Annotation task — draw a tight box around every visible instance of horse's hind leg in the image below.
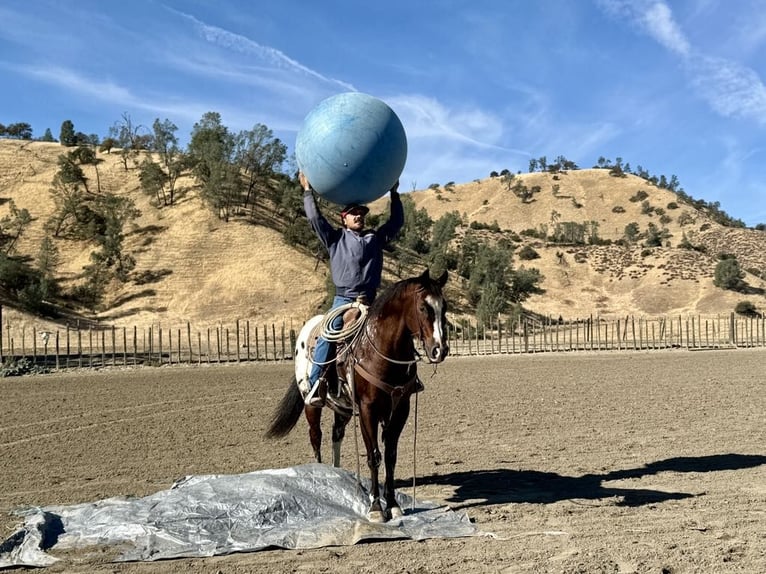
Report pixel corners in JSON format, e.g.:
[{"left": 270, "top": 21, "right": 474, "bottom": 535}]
[
  {"left": 305, "top": 407, "right": 323, "bottom": 463},
  {"left": 331, "top": 412, "right": 350, "bottom": 468}
]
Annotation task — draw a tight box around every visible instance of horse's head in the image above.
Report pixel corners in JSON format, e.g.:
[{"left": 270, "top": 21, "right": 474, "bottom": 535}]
[{"left": 409, "top": 268, "right": 450, "bottom": 363}]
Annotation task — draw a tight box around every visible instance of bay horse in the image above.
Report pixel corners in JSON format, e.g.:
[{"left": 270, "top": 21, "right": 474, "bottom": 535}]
[{"left": 265, "top": 269, "right": 449, "bottom": 522}]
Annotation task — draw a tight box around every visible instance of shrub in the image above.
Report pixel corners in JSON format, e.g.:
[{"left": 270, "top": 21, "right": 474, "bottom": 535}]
[
  {"left": 641, "top": 201, "right": 654, "bottom": 215},
  {"left": 629, "top": 190, "right": 649, "bottom": 202},
  {"left": 734, "top": 301, "right": 758, "bottom": 317},
  {"left": 714, "top": 257, "right": 745, "bottom": 291},
  {"left": 667, "top": 202, "right": 679, "bottom": 210},
  {"left": 612, "top": 205, "right": 625, "bottom": 213},
  {"left": 517, "top": 245, "right": 540, "bottom": 260},
  {"left": 520, "top": 228, "right": 544, "bottom": 239},
  {"left": 0, "top": 357, "right": 49, "bottom": 377}
]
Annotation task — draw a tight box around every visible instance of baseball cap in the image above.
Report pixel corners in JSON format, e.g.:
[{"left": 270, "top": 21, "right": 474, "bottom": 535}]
[{"left": 340, "top": 203, "right": 370, "bottom": 218}]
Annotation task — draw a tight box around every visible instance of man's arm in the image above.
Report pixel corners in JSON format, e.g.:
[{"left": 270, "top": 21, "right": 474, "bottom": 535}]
[
  {"left": 301, "top": 173, "right": 337, "bottom": 249},
  {"left": 376, "top": 180, "right": 404, "bottom": 245}
]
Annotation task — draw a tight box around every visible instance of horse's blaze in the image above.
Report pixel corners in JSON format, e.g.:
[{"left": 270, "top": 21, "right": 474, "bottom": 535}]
[{"left": 425, "top": 294, "right": 446, "bottom": 360}]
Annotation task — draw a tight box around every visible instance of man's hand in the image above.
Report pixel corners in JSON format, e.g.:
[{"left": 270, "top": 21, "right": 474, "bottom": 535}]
[{"left": 298, "top": 171, "right": 311, "bottom": 192}]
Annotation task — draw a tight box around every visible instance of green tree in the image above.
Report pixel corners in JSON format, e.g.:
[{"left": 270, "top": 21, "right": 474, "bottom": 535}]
[
  {"left": 467, "top": 241, "right": 512, "bottom": 312},
  {"left": 150, "top": 118, "right": 183, "bottom": 205},
  {"left": 56, "top": 151, "right": 89, "bottom": 193},
  {"left": 41, "top": 128, "right": 56, "bottom": 142},
  {"left": 624, "top": 222, "right": 640, "bottom": 243},
  {"left": 714, "top": 257, "right": 745, "bottom": 291},
  {"left": 59, "top": 120, "right": 77, "bottom": 147},
  {"left": 138, "top": 158, "right": 170, "bottom": 207},
  {"left": 60, "top": 120, "right": 76, "bottom": 146},
  {"left": 6, "top": 122, "right": 33, "bottom": 139},
  {"left": 398, "top": 194, "right": 432, "bottom": 254},
  {"left": 187, "top": 112, "right": 238, "bottom": 220},
  {"left": 99, "top": 137, "right": 116, "bottom": 154},
  {"left": 234, "top": 123, "right": 287, "bottom": 209},
  {"left": 510, "top": 267, "right": 544, "bottom": 302},
  {"left": 91, "top": 194, "right": 140, "bottom": 282},
  {"left": 427, "top": 211, "right": 461, "bottom": 274},
  {"left": 31, "top": 234, "right": 61, "bottom": 304},
  {"left": 0, "top": 200, "right": 32, "bottom": 254}
]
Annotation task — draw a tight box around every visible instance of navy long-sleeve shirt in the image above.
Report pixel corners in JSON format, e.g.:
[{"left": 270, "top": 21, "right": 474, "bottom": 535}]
[{"left": 304, "top": 192, "right": 404, "bottom": 301}]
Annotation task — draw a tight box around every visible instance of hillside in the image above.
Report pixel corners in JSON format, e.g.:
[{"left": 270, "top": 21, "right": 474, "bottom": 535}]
[
  {"left": 373, "top": 169, "right": 766, "bottom": 318},
  {"left": 0, "top": 140, "right": 326, "bottom": 332},
  {"left": 0, "top": 139, "right": 764, "bottom": 333}
]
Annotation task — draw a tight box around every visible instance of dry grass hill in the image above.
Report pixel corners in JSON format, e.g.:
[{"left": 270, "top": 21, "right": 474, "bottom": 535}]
[{"left": 1, "top": 139, "right": 764, "bottom": 334}]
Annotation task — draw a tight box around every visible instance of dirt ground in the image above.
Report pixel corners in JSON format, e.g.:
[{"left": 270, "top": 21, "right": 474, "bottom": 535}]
[{"left": 1, "top": 349, "right": 765, "bottom": 573}]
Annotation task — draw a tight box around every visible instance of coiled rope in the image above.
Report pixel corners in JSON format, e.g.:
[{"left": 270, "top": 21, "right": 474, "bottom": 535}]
[{"left": 319, "top": 302, "right": 368, "bottom": 343}]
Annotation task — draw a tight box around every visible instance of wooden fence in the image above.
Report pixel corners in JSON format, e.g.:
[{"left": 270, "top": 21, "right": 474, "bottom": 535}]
[
  {"left": 446, "top": 313, "right": 766, "bottom": 356},
  {"left": 0, "top": 310, "right": 764, "bottom": 371}
]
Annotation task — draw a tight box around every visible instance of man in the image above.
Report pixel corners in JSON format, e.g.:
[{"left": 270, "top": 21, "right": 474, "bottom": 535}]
[{"left": 300, "top": 171, "right": 404, "bottom": 407}]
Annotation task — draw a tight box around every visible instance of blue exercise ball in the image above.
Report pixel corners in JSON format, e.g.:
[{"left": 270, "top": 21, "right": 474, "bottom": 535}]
[{"left": 296, "top": 92, "right": 407, "bottom": 205}]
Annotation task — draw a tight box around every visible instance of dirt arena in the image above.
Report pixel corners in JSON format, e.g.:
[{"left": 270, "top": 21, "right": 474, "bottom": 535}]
[{"left": 1, "top": 349, "right": 765, "bottom": 573}]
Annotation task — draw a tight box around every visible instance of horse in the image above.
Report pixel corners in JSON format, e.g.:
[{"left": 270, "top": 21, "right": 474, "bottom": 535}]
[{"left": 265, "top": 268, "right": 449, "bottom": 522}]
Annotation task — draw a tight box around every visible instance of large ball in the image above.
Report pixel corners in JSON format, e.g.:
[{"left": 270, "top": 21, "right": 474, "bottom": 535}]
[{"left": 296, "top": 92, "right": 407, "bottom": 205}]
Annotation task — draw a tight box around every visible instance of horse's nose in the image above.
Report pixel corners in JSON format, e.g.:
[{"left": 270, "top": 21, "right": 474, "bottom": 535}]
[{"left": 431, "top": 343, "right": 449, "bottom": 362}]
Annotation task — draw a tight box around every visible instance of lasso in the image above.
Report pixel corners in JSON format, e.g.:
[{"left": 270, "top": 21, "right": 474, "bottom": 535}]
[{"left": 319, "top": 302, "right": 368, "bottom": 343}]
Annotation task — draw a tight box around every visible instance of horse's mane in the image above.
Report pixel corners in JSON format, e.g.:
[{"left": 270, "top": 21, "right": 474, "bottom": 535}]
[{"left": 369, "top": 274, "right": 439, "bottom": 317}]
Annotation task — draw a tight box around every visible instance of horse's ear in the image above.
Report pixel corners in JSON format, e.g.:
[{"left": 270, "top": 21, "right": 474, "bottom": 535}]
[
  {"left": 418, "top": 268, "right": 430, "bottom": 282},
  {"left": 436, "top": 270, "right": 448, "bottom": 287}
]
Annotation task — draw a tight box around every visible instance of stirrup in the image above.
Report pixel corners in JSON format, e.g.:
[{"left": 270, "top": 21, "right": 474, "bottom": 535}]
[
  {"left": 305, "top": 378, "right": 326, "bottom": 407},
  {"left": 414, "top": 378, "right": 425, "bottom": 393}
]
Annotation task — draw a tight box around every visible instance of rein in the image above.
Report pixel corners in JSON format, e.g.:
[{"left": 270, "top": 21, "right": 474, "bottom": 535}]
[{"left": 361, "top": 322, "right": 421, "bottom": 366}]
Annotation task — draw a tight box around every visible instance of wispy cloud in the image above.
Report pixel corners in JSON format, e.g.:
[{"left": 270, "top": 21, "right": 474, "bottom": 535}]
[
  {"left": 597, "top": 0, "right": 766, "bottom": 125},
  {"left": 688, "top": 56, "right": 766, "bottom": 125},
  {"left": 20, "top": 66, "right": 135, "bottom": 103},
  {"left": 388, "top": 95, "right": 508, "bottom": 149},
  {"left": 171, "top": 9, "right": 355, "bottom": 93},
  {"left": 597, "top": 0, "right": 689, "bottom": 55}
]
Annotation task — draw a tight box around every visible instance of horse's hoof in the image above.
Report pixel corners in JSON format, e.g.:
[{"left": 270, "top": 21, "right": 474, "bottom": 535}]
[
  {"left": 367, "top": 510, "right": 387, "bottom": 523},
  {"left": 389, "top": 506, "right": 404, "bottom": 520}
]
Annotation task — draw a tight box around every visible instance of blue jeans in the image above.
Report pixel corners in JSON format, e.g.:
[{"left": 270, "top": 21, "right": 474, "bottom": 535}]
[{"left": 309, "top": 295, "right": 355, "bottom": 386}]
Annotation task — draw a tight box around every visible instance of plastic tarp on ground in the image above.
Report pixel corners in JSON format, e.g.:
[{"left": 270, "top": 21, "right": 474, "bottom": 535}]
[{"left": 0, "top": 463, "right": 482, "bottom": 568}]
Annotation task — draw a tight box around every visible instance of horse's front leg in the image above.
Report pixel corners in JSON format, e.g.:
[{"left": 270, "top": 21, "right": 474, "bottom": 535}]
[
  {"left": 305, "top": 406, "right": 323, "bottom": 463},
  {"left": 358, "top": 402, "right": 385, "bottom": 522},
  {"left": 382, "top": 399, "right": 410, "bottom": 519}
]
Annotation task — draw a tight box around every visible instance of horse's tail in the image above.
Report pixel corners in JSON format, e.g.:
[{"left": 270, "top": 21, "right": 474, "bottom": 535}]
[{"left": 264, "top": 376, "right": 304, "bottom": 439}]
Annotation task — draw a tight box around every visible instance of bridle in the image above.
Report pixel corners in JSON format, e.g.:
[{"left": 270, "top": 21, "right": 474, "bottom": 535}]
[{"left": 356, "top": 285, "right": 445, "bottom": 367}]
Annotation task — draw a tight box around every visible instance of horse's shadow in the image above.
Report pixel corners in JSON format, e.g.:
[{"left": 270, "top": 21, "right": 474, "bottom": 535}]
[{"left": 410, "top": 454, "right": 766, "bottom": 509}]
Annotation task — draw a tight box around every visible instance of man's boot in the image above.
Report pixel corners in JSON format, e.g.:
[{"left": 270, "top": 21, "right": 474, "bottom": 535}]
[{"left": 305, "top": 377, "right": 327, "bottom": 407}]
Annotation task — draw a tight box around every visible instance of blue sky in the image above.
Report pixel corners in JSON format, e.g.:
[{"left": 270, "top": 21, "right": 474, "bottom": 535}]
[{"left": 1, "top": 0, "right": 764, "bottom": 226}]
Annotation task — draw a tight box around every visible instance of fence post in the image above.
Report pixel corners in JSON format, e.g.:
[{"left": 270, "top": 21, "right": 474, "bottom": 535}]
[
  {"left": 246, "top": 320, "right": 251, "bottom": 361},
  {"left": 55, "top": 331, "right": 60, "bottom": 370},
  {"left": 272, "top": 324, "right": 277, "bottom": 360}
]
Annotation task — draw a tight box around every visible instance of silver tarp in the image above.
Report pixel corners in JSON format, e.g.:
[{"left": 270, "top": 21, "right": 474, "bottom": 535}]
[{"left": 0, "top": 463, "right": 482, "bottom": 568}]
